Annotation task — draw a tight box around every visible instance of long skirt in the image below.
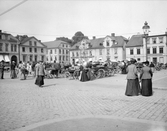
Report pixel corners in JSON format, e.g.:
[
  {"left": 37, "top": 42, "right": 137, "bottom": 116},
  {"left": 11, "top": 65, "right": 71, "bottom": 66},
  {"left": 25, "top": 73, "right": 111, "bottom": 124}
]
[
  {"left": 35, "top": 75, "right": 44, "bottom": 86},
  {"left": 10, "top": 70, "right": 17, "bottom": 79},
  {"left": 141, "top": 79, "right": 152, "bottom": 96},
  {"left": 125, "top": 79, "right": 140, "bottom": 96},
  {"left": 79, "top": 70, "right": 89, "bottom": 82}
]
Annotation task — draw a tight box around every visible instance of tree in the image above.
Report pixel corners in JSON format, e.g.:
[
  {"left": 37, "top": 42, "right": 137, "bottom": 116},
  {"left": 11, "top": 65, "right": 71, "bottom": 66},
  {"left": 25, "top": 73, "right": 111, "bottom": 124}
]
[{"left": 72, "top": 31, "right": 88, "bottom": 45}]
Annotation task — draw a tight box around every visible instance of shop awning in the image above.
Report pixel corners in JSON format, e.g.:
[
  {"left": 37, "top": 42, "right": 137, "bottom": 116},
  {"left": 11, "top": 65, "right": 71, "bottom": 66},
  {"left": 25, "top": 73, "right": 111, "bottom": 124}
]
[
  {"left": 0, "top": 55, "right": 4, "bottom": 61},
  {"left": 4, "top": 55, "right": 10, "bottom": 62}
]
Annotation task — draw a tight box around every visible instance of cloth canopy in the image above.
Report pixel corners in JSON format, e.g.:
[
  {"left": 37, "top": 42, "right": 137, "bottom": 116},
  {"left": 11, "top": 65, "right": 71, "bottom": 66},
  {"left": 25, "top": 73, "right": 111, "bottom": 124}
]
[
  {"left": 0, "top": 55, "right": 4, "bottom": 61},
  {"left": 4, "top": 55, "right": 10, "bottom": 62}
]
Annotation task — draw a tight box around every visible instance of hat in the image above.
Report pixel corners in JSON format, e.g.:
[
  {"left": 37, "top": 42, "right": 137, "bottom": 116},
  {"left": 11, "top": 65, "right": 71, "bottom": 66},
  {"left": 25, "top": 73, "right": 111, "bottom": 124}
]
[{"left": 130, "top": 58, "right": 137, "bottom": 63}]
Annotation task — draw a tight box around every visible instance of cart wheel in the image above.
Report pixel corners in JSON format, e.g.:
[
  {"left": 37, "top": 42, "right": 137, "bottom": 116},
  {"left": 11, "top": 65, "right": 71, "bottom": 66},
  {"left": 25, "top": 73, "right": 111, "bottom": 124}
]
[
  {"left": 65, "top": 72, "right": 70, "bottom": 78},
  {"left": 96, "top": 69, "right": 105, "bottom": 78}
]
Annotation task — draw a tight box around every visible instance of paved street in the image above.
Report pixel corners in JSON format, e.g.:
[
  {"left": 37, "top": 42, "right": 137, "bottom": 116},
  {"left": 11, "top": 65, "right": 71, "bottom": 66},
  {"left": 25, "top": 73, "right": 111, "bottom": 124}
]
[{"left": 0, "top": 70, "right": 167, "bottom": 131}]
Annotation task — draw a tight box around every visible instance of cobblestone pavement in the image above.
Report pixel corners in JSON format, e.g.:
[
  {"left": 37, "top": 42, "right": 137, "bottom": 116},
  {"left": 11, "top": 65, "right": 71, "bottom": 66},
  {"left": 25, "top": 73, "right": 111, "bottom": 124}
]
[{"left": 0, "top": 70, "right": 167, "bottom": 131}]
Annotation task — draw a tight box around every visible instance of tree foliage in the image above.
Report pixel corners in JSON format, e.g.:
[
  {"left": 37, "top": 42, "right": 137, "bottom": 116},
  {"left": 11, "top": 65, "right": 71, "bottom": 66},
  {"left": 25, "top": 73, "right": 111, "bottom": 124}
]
[{"left": 72, "top": 31, "right": 88, "bottom": 45}]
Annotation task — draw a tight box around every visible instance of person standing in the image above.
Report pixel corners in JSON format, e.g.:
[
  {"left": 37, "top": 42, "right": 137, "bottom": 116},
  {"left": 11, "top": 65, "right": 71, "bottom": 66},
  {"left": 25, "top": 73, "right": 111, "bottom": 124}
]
[
  {"left": 10, "top": 61, "right": 17, "bottom": 79},
  {"left": 140, "top": 61, "right": 153, "bottom": 96},
  {"left": 35, "top": 61, "right": 45, "bottom": 87},
  {"left": 0, "top": 60, "right": 5, "bottom": 79},
  {"left": 125, "top": 59, "right": 140, "bottom": 96},
  {"left": 53, "top": 60, "right": 60, "bottom": 78}
]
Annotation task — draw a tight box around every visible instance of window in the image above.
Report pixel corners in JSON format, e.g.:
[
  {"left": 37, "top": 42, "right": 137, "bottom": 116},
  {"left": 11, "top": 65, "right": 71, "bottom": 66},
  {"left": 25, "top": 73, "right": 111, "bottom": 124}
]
[
  {"left": 99, "top": 49, "right": 102, "bottom": 55},
  {"left": 153, "top": 47, "right": 157, "bottom": 54},
  {"left": 137, "top": 48, "right": 140, "bottom": 54},
  {"left": 35, "top": 55, "right": 37, "bottom": 62},
  {"left": 66, "top": 50, "right": 68, "bottom": 54},
  {"left": 29, "top": 41, "right": 32, "bottom": 46},
  {"left": 11, "top": 44, "right": 13, "bottom": 52},
  {"left": 72, "top": 52, "right": 74, "bottom": 57},
  {"left": 137, "top": 58, "right": 140, "bottom": 61},
  {"left": 54, "top": 49, "right": 56, "bottom": 54},
  {"left": 22, "top": 47, "right": 25, "bottom": 52},
  {"left": 50, "top": 49, "right": 52, "bottom": 54},
  {"left": 114, "top": 48, "right": 117, "bottom": 54},
  {"left": 147, "top": 48, "right": 150, "bottom": 54},
  {"left": 30, "top": 55, "right": 33, "bottom": 61},
  {"left": 76, "top": 52, "right": 79, "bottom": 57},
  {"left": 59, "top": 56, "right": 61, "bottom": 62},
  {"left": 106, "top": 40, "right": 110, "bottom": 46},
  {"left": 41, "top": 55, "right": 44, "bottom": 61},
  {"left": 0, "top": 43, "right": 2, "bottom": 51},
  {"left": 107, "top": 49, "right": 110, "bottom": 55},
  {"left": 62, "top": 49, "right": 64, "bottom": 54},
  {"left": 130, "top": 49, "right": 133, "bottom": 55},
  {"left": 50, "top": 56, "right": 52, "bottom": 61},
  {"left": 152, "top": 38, "right": 156, "bottom": 44},
  {"left": 66, "top": 56, "right": 68, "bottom": 61},
  {"left": 14, "top": 45, "right": 17, "bottom": 52},
  {"left": 34, "top": 48, "right": 37, "bottom": 53},
  {"left": 159, "top": 47, "right": 163, "bottom": 54},
  {"left": 66, "top": 45, "right": 68, "bottom": 48},
  {"left": 159, "top": 37, "right": 163, "bottom": 43},
  {"left": 62, "top": 44, "right": 64, "bottom": 47},
  {"left": 59, "top": 49, "right": 61, "bottom": 54},
  {"left": 34, "top": 41, "right": 37, "bottom": 46},
  {"left": 63, "top": 56, "right": 65, "bottom": 61},
  {"left": 89, "top": 51, "right": 92, "bottom": 56},
  {"left": 41, "top": 48, "right": 43, "bottom": 53},
  {"left": 29, "top": 47, "right": 32, "bottom": 52},
  {"left": 5, "top": 43, "right": 8, "bottom": 52},
  {"left": 23, "top": 55, "right": 26, "bottom": 62}
]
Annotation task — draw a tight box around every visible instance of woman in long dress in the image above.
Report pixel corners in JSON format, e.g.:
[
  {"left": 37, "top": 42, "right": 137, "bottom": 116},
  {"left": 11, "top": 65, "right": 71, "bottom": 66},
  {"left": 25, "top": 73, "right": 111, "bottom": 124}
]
[
  {"left": 35, "top": 61, "right": 45, "bottom": 87},
  {"left": 10, "top": 61, "right": 17, "bottom": 79},
  {"left": 140, "top": 61, "right": 153, "bottom": 96},
  {"left": 125, "top": 59, "right": 140, "bottom": 96}
]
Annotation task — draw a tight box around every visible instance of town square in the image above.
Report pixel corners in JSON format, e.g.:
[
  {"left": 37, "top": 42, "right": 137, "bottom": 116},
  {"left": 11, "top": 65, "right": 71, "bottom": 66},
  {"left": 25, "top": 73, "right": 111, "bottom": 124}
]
[{"left": 1, "top": 0, "right": 167, "bottom": 131}]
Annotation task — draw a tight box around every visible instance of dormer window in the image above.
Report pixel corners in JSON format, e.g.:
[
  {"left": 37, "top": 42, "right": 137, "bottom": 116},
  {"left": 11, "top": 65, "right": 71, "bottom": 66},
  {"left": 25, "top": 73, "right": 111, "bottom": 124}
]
[
  {"left": 106, "top": 40, "right": 110, "bottom": 46},
  {"left": 76, "top": 46, "right": 79, "bottom": 49},
  {"left": 99, "top": 43, "right": 103, "bottom": 46}
]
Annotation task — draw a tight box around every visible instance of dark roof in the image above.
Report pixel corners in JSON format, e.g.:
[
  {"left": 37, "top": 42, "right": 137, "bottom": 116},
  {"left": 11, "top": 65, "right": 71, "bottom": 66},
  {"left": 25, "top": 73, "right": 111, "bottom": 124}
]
[
  {"left": 43, "top": 40, "right": 68, "bottom": 48},
  {"left": 126, "top": 35, "right": 143, "bottom": 47},
  {"left": 112, "top": 36, "right": 128, "bottom": 48},
  {"left": 70, "top": 35, "right": 128, "bottom": 50}
]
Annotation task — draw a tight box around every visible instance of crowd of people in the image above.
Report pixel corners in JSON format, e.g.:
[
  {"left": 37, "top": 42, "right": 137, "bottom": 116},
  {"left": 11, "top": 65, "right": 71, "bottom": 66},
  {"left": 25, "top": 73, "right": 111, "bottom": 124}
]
[{"left": 0, "top": 58, "right": 156, "bottom": 96}]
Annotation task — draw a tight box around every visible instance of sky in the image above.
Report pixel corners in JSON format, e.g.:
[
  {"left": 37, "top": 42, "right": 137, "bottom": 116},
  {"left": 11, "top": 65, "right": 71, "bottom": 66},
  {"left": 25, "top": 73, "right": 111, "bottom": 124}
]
[{"left": 0, "top": 0, "right": 167, "bottom": 42}]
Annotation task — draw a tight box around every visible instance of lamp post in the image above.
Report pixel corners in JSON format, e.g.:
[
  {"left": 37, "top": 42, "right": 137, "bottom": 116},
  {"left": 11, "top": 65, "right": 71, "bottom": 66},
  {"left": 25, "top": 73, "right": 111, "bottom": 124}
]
[{"left": 142, "top": 21, "right": 150, "bottom": 61}]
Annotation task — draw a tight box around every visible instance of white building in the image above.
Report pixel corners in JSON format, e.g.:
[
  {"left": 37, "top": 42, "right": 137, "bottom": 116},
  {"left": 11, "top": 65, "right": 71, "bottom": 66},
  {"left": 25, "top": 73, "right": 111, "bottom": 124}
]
[
  {"left": 69, "top": 33, "right": 128, "bottom": 64},
  {"left": 43, "top": 40, "right": 71, "bottom": 63},
  {"left": 126, "top": 32, "right": 167, "bottom": 63}
]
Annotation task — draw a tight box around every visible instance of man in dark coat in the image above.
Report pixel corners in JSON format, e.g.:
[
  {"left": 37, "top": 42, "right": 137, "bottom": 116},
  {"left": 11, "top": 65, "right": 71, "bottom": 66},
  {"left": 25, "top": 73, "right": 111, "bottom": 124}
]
[
  {"left": 53, "top": 60, "right": 60, "bottom": 78},
  {"left": 0, "top": 60, "right": 5, "bottom": 79}
]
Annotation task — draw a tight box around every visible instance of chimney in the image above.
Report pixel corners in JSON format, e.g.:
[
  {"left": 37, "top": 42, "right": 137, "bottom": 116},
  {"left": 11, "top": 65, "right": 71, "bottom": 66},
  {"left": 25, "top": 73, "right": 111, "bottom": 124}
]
[
  {"left": 111, "top": 33, "right": 115, "bottom": 37},
  {"left": 93, "top": 36, "right": 96, "bottom": 39}
]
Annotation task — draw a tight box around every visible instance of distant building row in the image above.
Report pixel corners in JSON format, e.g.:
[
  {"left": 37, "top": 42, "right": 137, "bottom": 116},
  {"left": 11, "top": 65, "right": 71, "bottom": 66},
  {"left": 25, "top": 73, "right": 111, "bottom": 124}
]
[{"left": 0, "top": 30, "right": 167, "bottom": 64}]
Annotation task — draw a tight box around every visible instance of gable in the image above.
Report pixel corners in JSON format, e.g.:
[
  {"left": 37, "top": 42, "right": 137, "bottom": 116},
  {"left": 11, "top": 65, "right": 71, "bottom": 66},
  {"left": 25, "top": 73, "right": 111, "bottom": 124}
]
[{"left": 22, "top": 37, "right": 46, "bottom": 47}]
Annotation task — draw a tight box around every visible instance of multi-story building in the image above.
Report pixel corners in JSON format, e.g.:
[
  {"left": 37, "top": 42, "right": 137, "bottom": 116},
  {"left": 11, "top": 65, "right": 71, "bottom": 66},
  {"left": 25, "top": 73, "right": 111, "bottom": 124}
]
[
  {"left": 0, "top": 30, "right": 19, "bottom": 64},
  {"left": 43, "top": 40, "right": 71, "bottom": 63},
  {"left": 16, "top": 35, "right": 47, "bottom": 63},
  {"left": 69, "top": 33, "right": 128, "bottom": 63},
  {"left": 126, "top": 32, "right": 167, "bottom": 63}
]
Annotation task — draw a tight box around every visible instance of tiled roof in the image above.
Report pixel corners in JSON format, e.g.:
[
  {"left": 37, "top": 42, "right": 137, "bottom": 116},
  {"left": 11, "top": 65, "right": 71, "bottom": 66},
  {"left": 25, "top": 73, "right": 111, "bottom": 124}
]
[
  {"left": 43, "top": 40, "right": 68, "bottom": 48},
  {"left": 126, "top": 35, "right": 143, "bottom": 47}
]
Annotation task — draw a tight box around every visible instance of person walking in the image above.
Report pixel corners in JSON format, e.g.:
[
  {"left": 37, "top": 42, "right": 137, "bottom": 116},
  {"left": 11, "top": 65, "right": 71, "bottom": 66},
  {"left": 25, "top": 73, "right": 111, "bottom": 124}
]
[
  {"left": 35, "top": 61, "right": 45, "bottom": 87},
  {"left": 10, "top": 61, "right": 17, "bottom": 79},
  {"left": 140, "top": 61, "right": 153, "bottom": 96},
  {"left": 0, "top": 60, "right": 5, "bottom": 79},
  {"left": 125, "top": 59, "right": 140, "bottom": 96}
]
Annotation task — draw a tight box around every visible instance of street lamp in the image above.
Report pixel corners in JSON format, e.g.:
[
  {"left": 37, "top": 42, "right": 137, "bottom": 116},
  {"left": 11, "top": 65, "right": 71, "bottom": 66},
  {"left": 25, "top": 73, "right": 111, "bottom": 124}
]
[{"left": 142, "top": 21, "right": 150, "bottom": 61}]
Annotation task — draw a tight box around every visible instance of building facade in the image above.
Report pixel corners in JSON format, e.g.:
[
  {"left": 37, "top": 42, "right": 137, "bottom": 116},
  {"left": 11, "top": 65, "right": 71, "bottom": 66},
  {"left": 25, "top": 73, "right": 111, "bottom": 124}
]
[
  {"left": 43, "top": 40, "right": 71, "bottom": 63},
  {"left": 126, "top": 33, "right": 167, "bottom": 63},
  {"left": 69, "top": 33, "right": 128, "bottom": 64},
  {"left": 17, "top": 35, "right": 47, "bottom": 63},
  {"left": 0, "top": 30, "right": 19, "bottom": 64}
]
